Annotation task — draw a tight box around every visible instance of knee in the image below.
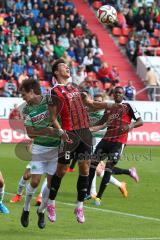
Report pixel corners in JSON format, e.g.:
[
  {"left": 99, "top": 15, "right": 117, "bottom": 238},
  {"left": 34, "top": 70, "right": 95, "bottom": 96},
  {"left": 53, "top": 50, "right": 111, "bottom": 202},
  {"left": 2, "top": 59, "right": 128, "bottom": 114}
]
[
  {"left": 23, "top": 173, "right": 31, "bottom": 181},
  {"left": 31, "top": 178, "right": 40, "bottom": 188},
  {"left": 56, "top": 166, "right": 68, "bottom": 178}
]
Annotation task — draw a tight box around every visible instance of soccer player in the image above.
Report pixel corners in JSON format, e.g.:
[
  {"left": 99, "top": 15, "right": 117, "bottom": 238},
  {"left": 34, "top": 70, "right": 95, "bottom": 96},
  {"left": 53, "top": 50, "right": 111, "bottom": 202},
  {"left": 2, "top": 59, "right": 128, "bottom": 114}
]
[
  {"left": 19, "top": 79, "right": 62, "bottom": 229},
  {"left": 87, "top": 86, "right": 143, "bottom": 206},
  {"left": 0, "top": 171, "right": 9, "bottom": 214},
  {"left": 46, "top": 59, "right": 112, "bottom": 224}
]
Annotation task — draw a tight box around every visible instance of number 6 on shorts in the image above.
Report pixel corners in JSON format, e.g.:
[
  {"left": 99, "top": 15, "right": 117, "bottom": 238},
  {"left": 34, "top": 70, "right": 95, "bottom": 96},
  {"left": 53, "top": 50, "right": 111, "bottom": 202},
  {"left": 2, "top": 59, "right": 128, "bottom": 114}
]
[{"left": 65, "top": 151, "right": 70, "bottom": 160}]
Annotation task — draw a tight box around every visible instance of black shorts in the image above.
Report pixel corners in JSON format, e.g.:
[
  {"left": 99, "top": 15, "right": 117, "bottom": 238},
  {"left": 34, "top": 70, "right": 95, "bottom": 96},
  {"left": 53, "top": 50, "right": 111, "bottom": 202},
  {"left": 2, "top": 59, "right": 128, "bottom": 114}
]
[
  {"left": 58, "top": 128, "right": 92, "bottom": 164},
  {"left": 92, "top": 140, "right": 125, "bottom": 167}
]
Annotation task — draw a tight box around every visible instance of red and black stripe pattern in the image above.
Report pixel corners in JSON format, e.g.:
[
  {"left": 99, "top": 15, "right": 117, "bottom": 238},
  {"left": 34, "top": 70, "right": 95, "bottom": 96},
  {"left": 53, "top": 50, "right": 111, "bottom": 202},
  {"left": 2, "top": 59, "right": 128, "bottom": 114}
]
[{"left": 50, "top": 84, "right": 89, "bottom": 131}]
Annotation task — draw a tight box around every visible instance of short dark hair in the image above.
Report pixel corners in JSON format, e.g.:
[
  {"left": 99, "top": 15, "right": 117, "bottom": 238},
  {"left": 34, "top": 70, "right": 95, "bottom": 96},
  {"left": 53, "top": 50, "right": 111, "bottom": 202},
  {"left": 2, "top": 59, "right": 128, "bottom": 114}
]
[
  {"left": 52, "top": 59, "right": 66, "bottom": 78},
  {"left": 20, "top": 79, "right": 41, "bottom": 95},
  {"left": 114, "top": 86, "right": 124, "bottom": 93}
]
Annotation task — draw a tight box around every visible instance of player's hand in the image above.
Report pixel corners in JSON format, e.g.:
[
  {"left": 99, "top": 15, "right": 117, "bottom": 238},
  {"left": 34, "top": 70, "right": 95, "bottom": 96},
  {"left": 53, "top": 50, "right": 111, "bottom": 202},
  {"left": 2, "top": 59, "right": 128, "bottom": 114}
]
[
  {"left": 61, "top": 132, "right": 73, "bottom": 144},
  {"left": 119, "top": 125, "right": 130, "bottom": 134}
]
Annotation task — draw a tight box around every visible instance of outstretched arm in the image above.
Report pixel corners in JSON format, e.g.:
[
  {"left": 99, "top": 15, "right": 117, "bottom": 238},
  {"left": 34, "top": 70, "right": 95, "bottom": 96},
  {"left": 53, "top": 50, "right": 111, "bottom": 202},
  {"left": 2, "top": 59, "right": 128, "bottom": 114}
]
[{"left": 81, "top": 92, "right": 113, "bottom": 110}]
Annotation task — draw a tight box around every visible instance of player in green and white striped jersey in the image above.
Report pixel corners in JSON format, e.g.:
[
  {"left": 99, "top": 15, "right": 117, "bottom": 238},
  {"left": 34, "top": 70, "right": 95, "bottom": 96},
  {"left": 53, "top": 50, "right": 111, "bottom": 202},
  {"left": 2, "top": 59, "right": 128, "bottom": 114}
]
[{"left": 19, "top": 79, "right": 64, "bottom": 229}]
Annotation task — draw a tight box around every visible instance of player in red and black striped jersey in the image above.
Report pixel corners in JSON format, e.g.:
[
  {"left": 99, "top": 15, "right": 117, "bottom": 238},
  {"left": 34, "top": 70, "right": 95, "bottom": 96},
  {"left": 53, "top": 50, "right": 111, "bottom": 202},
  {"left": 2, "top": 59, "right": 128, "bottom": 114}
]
[
  {"left": 46, "top": 59, "right": 113, "bottom": 224},
  {"left": 87, "top": 86, "right": 143, "bottom": 206}
]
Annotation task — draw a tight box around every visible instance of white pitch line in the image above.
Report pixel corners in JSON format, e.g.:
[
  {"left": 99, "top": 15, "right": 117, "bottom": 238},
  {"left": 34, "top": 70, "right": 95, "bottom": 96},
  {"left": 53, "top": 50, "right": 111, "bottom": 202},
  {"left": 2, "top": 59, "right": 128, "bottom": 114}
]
[
  {"left": 72, "top": 238, "right": 160, "bottom": 240},
  {"left": 5, "top": 192, "right": 160, "bottom": 223},
  {"left": 57, "top": 201, "right": 160, "bottom": 223}
]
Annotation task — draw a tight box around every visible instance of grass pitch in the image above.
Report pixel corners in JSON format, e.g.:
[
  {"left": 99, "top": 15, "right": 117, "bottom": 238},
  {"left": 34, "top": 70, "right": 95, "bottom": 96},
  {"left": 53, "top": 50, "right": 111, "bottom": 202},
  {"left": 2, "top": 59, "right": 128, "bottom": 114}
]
[{"left": 0, "top": 144, "right": 160, "bottom": 240}]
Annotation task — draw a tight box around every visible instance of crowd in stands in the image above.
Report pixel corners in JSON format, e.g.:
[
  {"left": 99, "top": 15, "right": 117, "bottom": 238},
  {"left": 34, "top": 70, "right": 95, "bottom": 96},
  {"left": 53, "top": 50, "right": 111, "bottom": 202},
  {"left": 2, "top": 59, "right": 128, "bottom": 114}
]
[
  {"left": 91, "top": 0, "right": 160, "bottom": 64},
  {"left": 0, "top": 0, "right": 129, "bottom": 101}
]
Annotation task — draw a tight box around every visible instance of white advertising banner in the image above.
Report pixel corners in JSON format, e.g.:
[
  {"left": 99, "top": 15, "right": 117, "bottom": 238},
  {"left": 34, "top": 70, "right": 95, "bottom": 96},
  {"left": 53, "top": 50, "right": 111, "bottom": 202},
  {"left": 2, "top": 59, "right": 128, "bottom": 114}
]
[
  {"left": 0, "top": 97, "right": 24, "bottom": 119},
  {"left": 0, "top": 97, "right": 160, "bottom": 122}
]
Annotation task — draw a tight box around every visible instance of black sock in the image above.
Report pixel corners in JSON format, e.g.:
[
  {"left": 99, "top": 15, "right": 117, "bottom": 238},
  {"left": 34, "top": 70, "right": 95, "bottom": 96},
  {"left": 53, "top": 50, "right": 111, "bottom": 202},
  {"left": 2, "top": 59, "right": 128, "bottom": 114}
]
[
  {"left": 49, "top": 174, "right": 62, "bottom": 200},
  {"left": 70, "top": 158, "right": 77, "bottom": 169},
  {"left": 87, "top": 167, "right": 96, "bottom": 195},
  {"left": 112, "top": 167, "right": 130, "bottom": 175},
  {"left": 77, "top": 175, "right": 88, "bottom": 202},
  {"left": 97, "top": 169, "right": 112, "bottom": 199}
]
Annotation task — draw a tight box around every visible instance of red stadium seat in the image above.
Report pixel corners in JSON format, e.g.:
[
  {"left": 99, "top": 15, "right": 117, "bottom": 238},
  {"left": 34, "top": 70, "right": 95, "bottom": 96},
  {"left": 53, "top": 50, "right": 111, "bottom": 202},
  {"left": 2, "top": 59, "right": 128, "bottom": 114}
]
[
  {"left": 119, "top": 36, "right": 128, "bottom": 45},
  {"left": 149, "top": 37, "right": 159, "bottom": 47},
  {"left": 122, "top": 27, "right": 132, "bottom": 36},
  {"left": 93, "top": 1, "right": 102, "bottom": 10},
  {"left": 40, "top": 81, "right": 50, "bottom": 89},
  {"left": 156, "top": 48, "right": 160, "bottom": 56},
  {"left": 112, "top": 27, "right": 122, "bottom": 36},
  {"left": 0, "top": 79, "right": 6, "bottom": 88}
]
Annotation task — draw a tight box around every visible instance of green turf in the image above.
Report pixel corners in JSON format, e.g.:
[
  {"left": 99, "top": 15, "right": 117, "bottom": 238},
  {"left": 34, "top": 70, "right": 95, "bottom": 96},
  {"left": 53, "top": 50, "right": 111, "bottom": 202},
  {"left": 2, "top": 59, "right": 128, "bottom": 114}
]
[{"left": 0, "top": 144, "right": 160, "bottom": 239}]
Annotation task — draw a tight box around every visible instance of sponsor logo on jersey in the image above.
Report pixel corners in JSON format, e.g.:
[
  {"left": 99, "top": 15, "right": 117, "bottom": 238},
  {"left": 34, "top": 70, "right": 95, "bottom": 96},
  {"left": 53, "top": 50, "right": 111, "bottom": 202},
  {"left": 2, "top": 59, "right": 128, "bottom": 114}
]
[
  {"left": 67, "top": 91, "right": 80, "bottom": 99},
  {"left": 31, "top": 111, "right": 49, "bottom": 123}
]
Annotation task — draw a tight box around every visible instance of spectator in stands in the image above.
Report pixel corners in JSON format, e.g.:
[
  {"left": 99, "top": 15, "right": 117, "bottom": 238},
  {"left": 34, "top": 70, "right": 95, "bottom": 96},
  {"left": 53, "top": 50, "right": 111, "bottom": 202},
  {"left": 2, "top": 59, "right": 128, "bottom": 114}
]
[
  {"left": 72, "top": 65, "right": 87, "bottom": 86},
  {"left": 83, "top": 51, "right": 94, "bottom": 72},
  {"left": 43, "top": 39, "right": 54, "bottom": 57},
  {"left": 73, "top": 23, "right": 84, "bottom": 38},
  {"left": 145, "top": 67, "right": 158, "bottom": 101},
  {"left": 0, "top": 50, "right": 6, "bottom": 78},
  {"left": 3, "top": 76, "right": 17, "bottom": 97},
  {"left": 62, "top": 51, "right": 72, "bottom": 66},
  {"left": 92, "top": 80, "right": 104, "bottom": 97},
  {"left": 25, "top": 60, "right": 35, "bottom": 77},
  {"left": 75, "top": 41, "right": 86, "bottom": 64},
  {"left": 18, "top": 69, "right": 29, "bottom": 86},
  {"left": 93, "top": 52, "right": 102, "bottom": 73},
  {"left": 140, "top": 30, "right": 150, "bottom": 47},
  {"left": 83, "top": 77, "right": 94, "bottom": 99},
  {"left": 124, "top": 80, "right": 136, "bottom": 101},
  {"left": 109, "top": 65, "right": 120, "bottom": 86},
  {"left": 13, "top": 58, "right": 24, "bottom": 80},
  {"left": 117, "top": 8, "right": 127, "bottom": 28},
  {"left": 126, "top": 36, "right": 139, "bottom": 63},
  {"left": 58, "top": 33, "right": 70, "bottom": 50},
  {"left": 67, "top": 46, "right": 76, "bottom": 60},
  {"left": 98, "top": 62, "right": 111, "bottom": 88},
  {"left": 125, "top": 9, "right": 135, "bottom": 27},
  {"left": 54, "top": 40, "right": 65, "bottom": 58},
  {"left": 28, "top": 30, "right": 38, "bottom": 46},
  {"left": 3, "top": 57, "right": 14, "bottom": 80}
]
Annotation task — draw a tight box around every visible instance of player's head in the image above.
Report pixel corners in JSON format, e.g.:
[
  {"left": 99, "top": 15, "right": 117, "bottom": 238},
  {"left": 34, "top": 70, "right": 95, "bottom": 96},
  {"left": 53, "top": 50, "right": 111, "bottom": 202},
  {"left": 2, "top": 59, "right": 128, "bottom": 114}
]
[
  {"left": 52, "top": 59, "right": 70, "bottom": 82},
  {"left": 113, "top": 86, "right": 124, "bottom": 103},
  {"left": 20, "top": 79, "right": 41, "bottom": 103}
]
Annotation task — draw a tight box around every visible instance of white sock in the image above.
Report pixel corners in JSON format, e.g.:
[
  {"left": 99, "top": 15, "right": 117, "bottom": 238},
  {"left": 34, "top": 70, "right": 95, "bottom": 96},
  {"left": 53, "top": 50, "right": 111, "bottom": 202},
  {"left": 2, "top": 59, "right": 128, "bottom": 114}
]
[
  {"left": 109, "top": 175, "right": 121, "bottom": 188},
  {"left": 38, "top": 186, "right": 49, "bottom": 213},
  {"left": 48, "top": 199, "right": 55, "bottom": 206},
  {"left": 24, "top": 183, "right": 37, "bottom": 211},
  {"left": 0, "top": 186, "right": 4, "bottom": 203},
  {"left": 17, "top": 176, "right": 27, "bottom": 195},
  {"left": 90, "top": 173, "right": 97, "bottom": 195},
  {"left": 76, "top": 201, "right": 83, "bottom": 209},
  {"left": 40, "top": 178, "right": 47, "bottom": 195}
]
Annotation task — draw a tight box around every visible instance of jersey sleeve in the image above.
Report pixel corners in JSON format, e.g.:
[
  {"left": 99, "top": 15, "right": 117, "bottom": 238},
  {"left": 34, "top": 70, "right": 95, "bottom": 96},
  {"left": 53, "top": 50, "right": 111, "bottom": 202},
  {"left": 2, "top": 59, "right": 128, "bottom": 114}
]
[
  {"left": 128, "top": 103, "right": 141, "bottom": 120},
  {"left": 22, "top": 107, "right": 33, "bottom": 127},
  {"left": 46, "top": 88, "right": 60, "bottom": 106}
]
